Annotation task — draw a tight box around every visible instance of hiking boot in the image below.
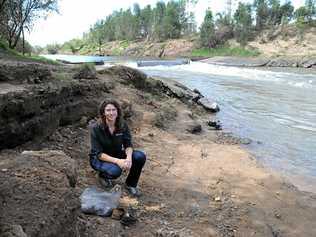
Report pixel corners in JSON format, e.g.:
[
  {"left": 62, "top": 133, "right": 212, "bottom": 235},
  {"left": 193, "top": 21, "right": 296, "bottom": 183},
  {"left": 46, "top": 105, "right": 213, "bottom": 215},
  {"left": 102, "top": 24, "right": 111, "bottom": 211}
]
[
  {"left": 97, "top": 174, "right": 113, "bottom": 188},
  {"left": 125, "top": 185, "right": 141, "bottom": 197}
]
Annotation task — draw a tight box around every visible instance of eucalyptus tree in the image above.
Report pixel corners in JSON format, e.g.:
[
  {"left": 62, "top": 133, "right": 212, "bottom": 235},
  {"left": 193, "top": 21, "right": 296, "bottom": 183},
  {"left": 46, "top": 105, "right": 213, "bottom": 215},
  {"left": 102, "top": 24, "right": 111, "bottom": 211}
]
[
  {"left": 162, "top": 1, "right": 182, "bottom": 39},
  {"left": 234, "top": 2, "right": 252, "bottom": 46},
  {"left": 152, "top": 1, "right": 166, "bottom": 41},
  {"left": 305, "top": 0, "right": 316, "bottom": 21},
  {"left": 3, "top": 0, "right": 58, "bottom": 49},
  {"left": 254, "top": 0, "right": 269, "bottom": 30},
  {"left": 140, "top": 5, "right": 152, "bottom": 39},
  {"left": 199, "top": 10, "right": 216, "bottom": 48},
  {"left": 279, "top": 1, "right": 294, "bottom": 23}
]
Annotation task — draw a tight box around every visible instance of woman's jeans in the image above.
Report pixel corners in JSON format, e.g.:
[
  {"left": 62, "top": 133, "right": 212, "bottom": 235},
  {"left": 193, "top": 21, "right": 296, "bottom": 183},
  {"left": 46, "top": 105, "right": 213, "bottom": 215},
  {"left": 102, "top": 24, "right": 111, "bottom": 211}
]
[{"left": 90, "top": 150, "right": 146, "bottom": 187}]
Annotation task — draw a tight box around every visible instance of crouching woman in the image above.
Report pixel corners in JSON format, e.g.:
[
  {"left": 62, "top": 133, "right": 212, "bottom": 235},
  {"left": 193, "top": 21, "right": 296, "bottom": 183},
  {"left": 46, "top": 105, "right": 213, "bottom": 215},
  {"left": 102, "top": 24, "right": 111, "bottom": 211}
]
[{"left": 89, "top": 99, "right": 146, "bottom": 197}]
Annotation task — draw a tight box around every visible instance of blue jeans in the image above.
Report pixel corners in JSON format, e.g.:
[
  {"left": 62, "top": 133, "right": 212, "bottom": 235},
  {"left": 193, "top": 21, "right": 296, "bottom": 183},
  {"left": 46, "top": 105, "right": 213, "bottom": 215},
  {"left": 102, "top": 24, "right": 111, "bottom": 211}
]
[{"left": 90, "top": 150, "right": 146, "bottom": 187}]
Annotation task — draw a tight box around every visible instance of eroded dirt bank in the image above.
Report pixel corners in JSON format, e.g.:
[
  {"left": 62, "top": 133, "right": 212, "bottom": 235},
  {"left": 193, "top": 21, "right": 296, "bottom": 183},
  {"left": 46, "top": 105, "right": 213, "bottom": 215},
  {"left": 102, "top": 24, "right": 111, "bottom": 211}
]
[{"left": 1, "top": 60, "right": 316, "bottom": 237}]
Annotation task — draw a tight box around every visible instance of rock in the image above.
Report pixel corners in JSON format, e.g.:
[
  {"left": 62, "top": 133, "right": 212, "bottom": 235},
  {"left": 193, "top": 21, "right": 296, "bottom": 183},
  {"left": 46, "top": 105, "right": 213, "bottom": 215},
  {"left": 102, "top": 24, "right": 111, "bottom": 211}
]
[
  {"left": 300, "top": 58, "right": 316, "bottom": 68},
  {"left": 0, "top": 150, "right": 79, "bottom": 237},
  {"left": 214, "top": 196, "right": 221, "bottom": 202},
  {"left": 197, "top": 98, "right": 220, "bottom": 112},
  {"left": 207, "top": 120, "right": 222, "bottom": 130},
  {"left": 73, "top": 64, "right": 97, "bottom": 79},
  {"left": 186, "top": 122, "right": 202, "bottom": 134},
  {"left": 266, "top": 58, "right": 296, "bottom": 67},
  {"left": 0, "top": 224, "right": 28, "bottom": 237}
]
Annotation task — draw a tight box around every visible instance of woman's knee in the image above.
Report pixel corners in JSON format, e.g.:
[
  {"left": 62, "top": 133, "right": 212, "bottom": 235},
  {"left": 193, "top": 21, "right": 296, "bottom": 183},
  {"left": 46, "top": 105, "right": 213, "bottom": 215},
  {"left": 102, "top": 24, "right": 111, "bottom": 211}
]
[
  {"left": 106, "top": 165, "right": 122, "bottom": 179},
  {"left": 132, "top": 150, "right": 146, "bottom": 165}
]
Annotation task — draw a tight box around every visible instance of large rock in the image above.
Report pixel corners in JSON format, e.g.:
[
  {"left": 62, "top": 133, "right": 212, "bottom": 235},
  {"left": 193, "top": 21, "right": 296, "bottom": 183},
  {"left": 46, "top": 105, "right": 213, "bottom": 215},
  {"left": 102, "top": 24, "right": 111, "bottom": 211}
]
[
  {"left": 197, "top": 98, "right": 220, "bottom": 112},
  {"left": 0, "top": 150, "right": 79, "bottom": 237}
]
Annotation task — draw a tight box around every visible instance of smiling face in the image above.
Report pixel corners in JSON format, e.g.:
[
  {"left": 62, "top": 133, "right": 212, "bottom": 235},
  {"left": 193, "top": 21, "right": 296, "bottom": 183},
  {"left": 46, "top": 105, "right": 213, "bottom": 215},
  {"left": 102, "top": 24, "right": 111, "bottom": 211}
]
[{"left": 104, "top": 104, "right": 118, "bottom": 123}]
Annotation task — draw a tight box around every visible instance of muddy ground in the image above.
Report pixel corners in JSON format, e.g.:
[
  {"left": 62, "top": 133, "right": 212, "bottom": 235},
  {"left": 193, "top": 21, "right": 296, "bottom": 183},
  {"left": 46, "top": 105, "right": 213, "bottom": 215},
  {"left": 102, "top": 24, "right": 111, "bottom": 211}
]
[{"left": 1, "top": 61, "right": 316, "bottom": 237}]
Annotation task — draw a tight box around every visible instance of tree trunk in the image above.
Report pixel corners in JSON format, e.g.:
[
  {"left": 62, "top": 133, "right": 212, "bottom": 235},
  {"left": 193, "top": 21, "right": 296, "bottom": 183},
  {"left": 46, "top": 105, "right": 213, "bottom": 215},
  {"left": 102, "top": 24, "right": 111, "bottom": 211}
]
[{"left": 22, "top": 28, "right": 25, "bottom": 55}]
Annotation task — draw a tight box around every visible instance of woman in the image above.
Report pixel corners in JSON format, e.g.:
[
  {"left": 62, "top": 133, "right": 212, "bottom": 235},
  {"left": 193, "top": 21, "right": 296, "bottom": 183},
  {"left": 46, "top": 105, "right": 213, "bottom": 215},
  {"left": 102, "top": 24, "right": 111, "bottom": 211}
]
[{"left": 89, "top": 99, "right": 146, "bottom": 197}]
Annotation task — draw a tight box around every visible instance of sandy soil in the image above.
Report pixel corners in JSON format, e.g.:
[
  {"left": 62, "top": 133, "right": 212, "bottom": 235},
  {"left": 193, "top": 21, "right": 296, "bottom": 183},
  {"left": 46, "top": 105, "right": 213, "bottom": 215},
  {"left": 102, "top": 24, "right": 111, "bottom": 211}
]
[{"left": 15, "top": 74, "right": 316, "bottom": 237}]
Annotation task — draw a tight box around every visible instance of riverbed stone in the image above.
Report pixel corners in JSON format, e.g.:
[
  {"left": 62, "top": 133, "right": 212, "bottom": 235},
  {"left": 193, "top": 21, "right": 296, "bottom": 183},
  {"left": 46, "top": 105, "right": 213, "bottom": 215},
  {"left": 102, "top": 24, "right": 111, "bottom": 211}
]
[{"left": 197, "top": 98, "right": 220, "bottom": 112}]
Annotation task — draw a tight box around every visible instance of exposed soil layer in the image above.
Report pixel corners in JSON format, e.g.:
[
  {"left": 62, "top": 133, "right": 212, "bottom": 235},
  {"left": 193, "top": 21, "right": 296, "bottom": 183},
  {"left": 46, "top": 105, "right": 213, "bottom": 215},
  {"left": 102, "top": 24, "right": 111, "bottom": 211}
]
[{"left": 1, "top": 60, "right": 316, "bottom": 237}]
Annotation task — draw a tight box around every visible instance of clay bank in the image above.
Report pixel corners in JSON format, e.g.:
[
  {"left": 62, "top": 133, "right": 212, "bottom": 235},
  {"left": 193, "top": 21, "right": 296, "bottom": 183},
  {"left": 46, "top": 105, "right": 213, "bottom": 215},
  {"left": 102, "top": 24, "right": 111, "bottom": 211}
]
[{"left": 0, "top": 58, "right": 316, "bottom": 237}]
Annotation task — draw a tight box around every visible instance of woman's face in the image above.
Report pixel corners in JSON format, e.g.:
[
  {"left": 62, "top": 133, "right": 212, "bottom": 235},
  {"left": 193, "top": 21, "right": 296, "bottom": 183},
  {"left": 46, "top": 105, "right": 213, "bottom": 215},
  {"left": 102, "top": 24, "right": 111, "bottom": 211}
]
[{"left": 104, "top": 104, "right": 118, "bottom": 123}]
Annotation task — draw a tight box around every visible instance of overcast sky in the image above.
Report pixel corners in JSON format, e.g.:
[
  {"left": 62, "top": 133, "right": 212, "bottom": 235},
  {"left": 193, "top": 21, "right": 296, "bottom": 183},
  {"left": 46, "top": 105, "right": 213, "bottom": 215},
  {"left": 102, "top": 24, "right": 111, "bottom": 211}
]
[{"left": 26, "top": 0, "right": 305, "bottom": 47}]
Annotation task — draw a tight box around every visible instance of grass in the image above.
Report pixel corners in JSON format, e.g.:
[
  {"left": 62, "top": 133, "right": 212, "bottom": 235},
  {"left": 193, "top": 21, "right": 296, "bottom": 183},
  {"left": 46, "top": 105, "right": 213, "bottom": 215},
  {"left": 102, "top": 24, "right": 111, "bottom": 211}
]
[
  {"left": 21, "top": 55, "right": 60, "bottom": 65},
  {"left": 191, "top": 46, "right": 260, "bottom": 57}
]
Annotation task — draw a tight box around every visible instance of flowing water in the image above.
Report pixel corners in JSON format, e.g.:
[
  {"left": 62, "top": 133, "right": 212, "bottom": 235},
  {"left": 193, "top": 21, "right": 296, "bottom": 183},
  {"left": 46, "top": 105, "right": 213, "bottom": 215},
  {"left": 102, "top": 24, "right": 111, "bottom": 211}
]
[
  {"left": 43, "top": 55, "right": 316, "bottom": 193},
  {"left": 130, "top": 62, "right": 316, "bottom": 193}
]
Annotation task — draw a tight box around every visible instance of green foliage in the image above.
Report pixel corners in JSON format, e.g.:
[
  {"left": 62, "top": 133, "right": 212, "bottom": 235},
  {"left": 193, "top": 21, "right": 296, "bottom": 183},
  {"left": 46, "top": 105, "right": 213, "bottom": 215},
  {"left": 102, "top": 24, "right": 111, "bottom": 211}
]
[
  {"left": 234, "top": 3, "right": 252, "bottom": 46},
  {"left": 199, "top": 10, "right": 216, "bottom": 48},
  {"left": 0, "top": 38, "right": 8, "bottom": 50},
  {"left": 61, "top": 38, "right": 85, "bottom": 54},
  {"left": 77, "top": 62, "right": 94, "bottom": 71},
  {"left": 0, "top": 0, "right": 59, "bottom": 49},
  {"left": 254, "top": 0, "right": 269, "bottom": 30},
  {"left": 191, "top": 47, "right": 260, "bottom": 57},
  {"left": 46, "top": 43, "right": 60, "bottom": 54}
]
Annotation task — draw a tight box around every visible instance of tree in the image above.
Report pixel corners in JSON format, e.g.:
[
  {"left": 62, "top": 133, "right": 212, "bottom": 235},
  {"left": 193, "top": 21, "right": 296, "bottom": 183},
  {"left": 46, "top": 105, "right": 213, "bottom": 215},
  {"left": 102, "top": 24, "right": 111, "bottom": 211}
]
[
  {"left": 268, "top": 0, "right": 281, "bottom": 25},
  {"left": 3, "top": 0, "right": 58, "bottom": 49},
  {"left": 162, "top": 1, "right": 182, "bottom": 39},
  {"left": 140, "top": 5, "right": 152, "bottom": 39},
  {"left": 234, "top": 2, "right": 252, "bottom": 46},
  {"left": 305, "top": 0, "right": 316, "bottom": 22},
  {"left": 152, "top": 1, "right": 166, "bottom": 41},
  {"left": 279, "top": 1, "right": 294, "bottom": 22},
  {"left": 254, "top": 0, "right": 269, "bottom": 30},
  {"left": 199, "top": 10, "right": 216, "bottom": 48}
]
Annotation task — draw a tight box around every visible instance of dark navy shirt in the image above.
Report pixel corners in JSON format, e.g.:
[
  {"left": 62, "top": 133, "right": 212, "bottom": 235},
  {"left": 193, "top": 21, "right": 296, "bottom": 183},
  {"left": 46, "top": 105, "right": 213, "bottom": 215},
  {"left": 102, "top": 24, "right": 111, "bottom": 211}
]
[{"left": 89, "top": 121, "right": 133, "bottom": 161}]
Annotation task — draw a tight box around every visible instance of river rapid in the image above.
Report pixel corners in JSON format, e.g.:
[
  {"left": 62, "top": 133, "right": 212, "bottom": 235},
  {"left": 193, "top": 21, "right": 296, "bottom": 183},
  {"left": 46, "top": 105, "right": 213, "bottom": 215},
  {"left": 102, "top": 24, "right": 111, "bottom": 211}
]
[{"left": 43, "top": 55, "right": 316, "bottom": 193}]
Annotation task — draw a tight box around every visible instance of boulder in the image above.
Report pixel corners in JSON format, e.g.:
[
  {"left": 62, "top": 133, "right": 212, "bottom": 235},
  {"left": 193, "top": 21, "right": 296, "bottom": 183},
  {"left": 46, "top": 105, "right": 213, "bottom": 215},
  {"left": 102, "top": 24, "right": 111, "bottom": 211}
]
[
  {"left": 0, "top": 150, "right": 79, "bottom": 237},
  {"left": 197, "top": 98, "right": 220, "bottom": 112}
]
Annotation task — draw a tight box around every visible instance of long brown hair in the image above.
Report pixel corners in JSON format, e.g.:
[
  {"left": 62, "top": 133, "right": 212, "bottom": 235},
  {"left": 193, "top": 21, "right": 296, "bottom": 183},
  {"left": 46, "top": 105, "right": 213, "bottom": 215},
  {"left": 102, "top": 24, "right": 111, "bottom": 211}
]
[{"left": 98, "top": 99, "right": 124, "bottom": 130}]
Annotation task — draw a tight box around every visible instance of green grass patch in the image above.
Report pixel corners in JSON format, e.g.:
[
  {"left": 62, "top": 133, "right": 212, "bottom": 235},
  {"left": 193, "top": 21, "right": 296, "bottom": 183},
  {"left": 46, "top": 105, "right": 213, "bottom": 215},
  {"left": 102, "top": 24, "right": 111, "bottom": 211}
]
[
  {"left": 22, "top": 55, "right": 60, "bottom": 65},
  {"left": 192, "top": 46, "right": 260, "bottom": 57}
]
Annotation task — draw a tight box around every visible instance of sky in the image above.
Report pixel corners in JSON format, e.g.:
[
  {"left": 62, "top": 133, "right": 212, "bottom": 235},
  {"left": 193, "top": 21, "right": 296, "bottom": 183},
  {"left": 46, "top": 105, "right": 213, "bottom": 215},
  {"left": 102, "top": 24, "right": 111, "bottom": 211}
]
[{"left": 26, "top": 0, "right": 305, "bottom": 47}]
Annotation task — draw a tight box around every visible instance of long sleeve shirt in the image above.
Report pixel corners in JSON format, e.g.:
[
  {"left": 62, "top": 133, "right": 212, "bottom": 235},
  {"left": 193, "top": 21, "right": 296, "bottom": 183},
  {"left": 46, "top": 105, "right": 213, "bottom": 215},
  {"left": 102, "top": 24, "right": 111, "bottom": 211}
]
[{"left": 89, "top": 121, "right": 133, "bottom": 161}]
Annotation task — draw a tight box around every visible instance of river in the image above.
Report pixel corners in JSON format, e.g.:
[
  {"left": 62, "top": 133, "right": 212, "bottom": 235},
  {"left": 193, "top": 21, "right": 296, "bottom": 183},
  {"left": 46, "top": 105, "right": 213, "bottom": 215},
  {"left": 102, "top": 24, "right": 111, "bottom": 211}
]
[{"left": 43, "top": 55, "right": 316, "bottom": 193}]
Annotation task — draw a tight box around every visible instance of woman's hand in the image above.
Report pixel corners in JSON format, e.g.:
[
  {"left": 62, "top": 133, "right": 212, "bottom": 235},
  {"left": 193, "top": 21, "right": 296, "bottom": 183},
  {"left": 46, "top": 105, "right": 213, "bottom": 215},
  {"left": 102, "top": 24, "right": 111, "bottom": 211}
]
[
  {"left": 116, "top": 158, "right": 131, "bottom": 171},
  {"left": 124, "top": 157, "right": 132, "bottom": 170}
]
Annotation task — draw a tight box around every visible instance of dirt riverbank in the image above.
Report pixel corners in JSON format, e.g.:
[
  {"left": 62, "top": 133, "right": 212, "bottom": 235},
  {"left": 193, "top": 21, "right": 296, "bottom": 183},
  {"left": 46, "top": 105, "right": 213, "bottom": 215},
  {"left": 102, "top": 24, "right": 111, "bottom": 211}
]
[{"left": 1, "top": 59, "right": 316, "bottom": 236}]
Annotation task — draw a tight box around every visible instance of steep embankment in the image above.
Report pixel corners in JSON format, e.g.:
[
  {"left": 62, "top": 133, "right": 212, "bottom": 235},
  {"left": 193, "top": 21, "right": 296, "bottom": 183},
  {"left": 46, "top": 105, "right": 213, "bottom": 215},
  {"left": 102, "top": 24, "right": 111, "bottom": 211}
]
[
  {"left": 79, "top": 25, "right": 316, "bottom": 69},
  {"left": 1, "top": 59, "right": 316, "bottom": 236}
]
